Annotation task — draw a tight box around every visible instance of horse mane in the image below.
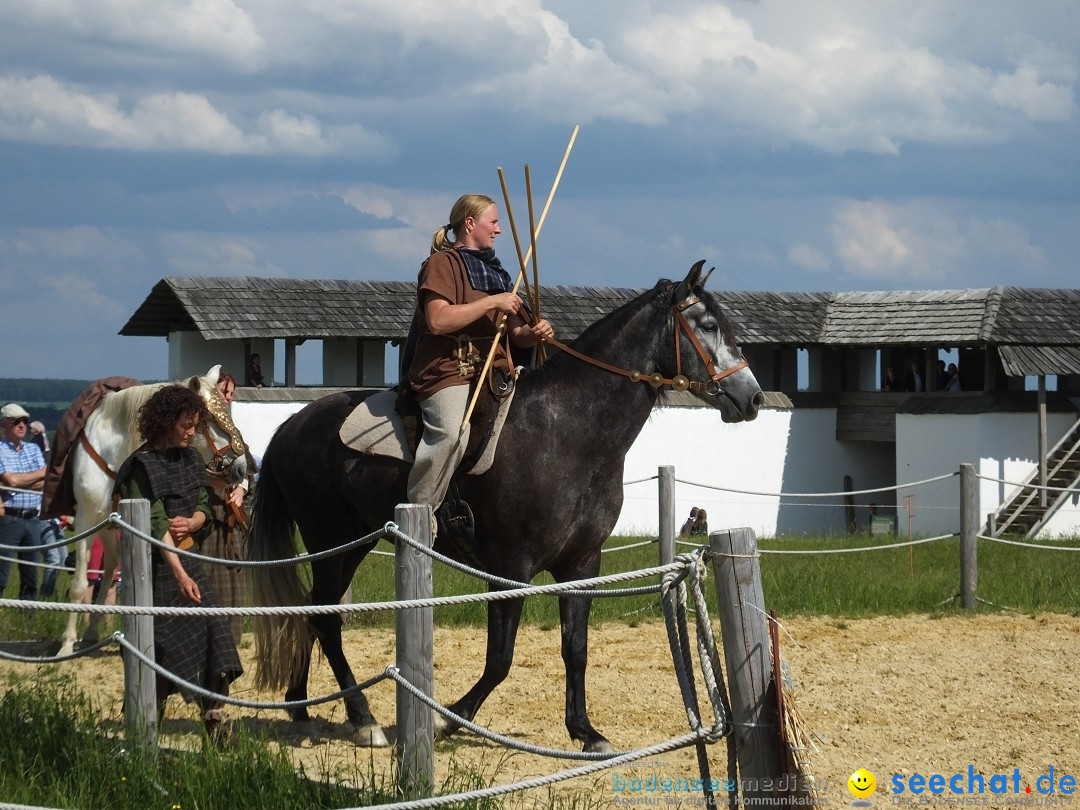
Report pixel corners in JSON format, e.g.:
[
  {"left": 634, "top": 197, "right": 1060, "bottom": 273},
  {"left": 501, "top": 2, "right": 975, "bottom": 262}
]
[
  {"left": 556, "top": 277, "right": 739, "bottom": 358},
  {"left": 93, "top": 381, "right": 166, "bottom": 445}
]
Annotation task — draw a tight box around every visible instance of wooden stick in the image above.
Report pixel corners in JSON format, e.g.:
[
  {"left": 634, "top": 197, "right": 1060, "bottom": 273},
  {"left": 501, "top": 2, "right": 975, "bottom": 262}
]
[
  {"left": 497, "top": 166, "right": 534, "bottom": 312},
  {"left": 524, "top": 164, "right": 547, "bottom": 365},
  {"left": 460, "top": 125, "right": 579, "bottom": 428}
]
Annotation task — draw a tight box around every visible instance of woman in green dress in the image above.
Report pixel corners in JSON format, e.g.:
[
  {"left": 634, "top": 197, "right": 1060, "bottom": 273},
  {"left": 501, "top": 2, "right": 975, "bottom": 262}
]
[{"left": 114, "top": 384, "right": 243, "bottom": 744}]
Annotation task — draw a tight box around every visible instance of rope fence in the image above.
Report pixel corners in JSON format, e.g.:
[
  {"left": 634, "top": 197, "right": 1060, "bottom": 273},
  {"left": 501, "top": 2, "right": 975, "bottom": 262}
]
[{"left": 1, "top": 458, "right": 1077, "bottom": 810}]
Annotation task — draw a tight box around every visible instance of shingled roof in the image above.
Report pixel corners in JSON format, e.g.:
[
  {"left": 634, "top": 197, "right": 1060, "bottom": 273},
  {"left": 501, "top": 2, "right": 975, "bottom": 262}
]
[{"left": 121, "top": 278, "right": 1080, "bottom": 374}]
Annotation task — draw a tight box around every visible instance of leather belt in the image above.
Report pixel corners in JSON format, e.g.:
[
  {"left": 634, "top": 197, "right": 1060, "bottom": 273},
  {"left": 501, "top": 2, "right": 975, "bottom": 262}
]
[{"left": 5, "top": 507, "right": 39, "bottom": 519}]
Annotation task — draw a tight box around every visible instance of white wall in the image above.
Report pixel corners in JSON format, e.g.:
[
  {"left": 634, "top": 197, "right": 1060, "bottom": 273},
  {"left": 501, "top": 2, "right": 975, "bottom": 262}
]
[
  {"left": 896, "top": 410, "right": 1080, "bottom": 537},
  {"left": 616, "top": 405, "right": 895, "bottom": 536}
]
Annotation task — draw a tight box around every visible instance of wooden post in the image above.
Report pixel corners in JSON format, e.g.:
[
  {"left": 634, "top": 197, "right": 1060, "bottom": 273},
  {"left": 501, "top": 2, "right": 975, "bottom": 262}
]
[
  {"left": 1038, "top": 376, "right": 1047, "bottom": 508},
  {"left": 709, "top": 527, "right": 783, "bottom": 801},
  {"left": 119, "top": 498, "right": 156, "bottom": 748},
  {"left": 658, "top": 465, "right": 675, "bottom": 567},
  {"left": 843, "top": 475, "right": 856, "bottom": 533},
  {"left": 395, "top": 503, "right": 434, "bottom": 797},
  {"left": 959, "top": 464, "right": 978, "bottom": 610}
]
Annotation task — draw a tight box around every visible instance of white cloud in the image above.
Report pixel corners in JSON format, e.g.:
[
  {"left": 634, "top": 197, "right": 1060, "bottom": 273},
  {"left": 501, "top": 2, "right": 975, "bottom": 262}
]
[
  {"left": 0, "top": 74, "right": 394, "bottom": 156},
  {"left": 788, "top": 244, "right": 830, "bottom": 272},
  {"left": 7, "top": 0, "right": 265, "bottom": 70},
  {"left": 829, "top": 200, "right": 1045, "bottom": 283},
  {"left": 163, "top": 233, "right": 286, "bottom": 277}
]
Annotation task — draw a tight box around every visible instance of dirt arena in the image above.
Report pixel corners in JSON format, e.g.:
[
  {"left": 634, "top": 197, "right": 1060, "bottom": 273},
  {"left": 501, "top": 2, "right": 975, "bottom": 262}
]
[{"left": 3, "top": 612, "right": 1078, "bottom": 807}]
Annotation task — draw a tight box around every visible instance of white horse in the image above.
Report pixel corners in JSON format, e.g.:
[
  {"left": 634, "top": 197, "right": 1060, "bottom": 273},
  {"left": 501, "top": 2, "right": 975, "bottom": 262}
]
[{"left": 58, "top": 366, "right": 248, "bottom": 656}]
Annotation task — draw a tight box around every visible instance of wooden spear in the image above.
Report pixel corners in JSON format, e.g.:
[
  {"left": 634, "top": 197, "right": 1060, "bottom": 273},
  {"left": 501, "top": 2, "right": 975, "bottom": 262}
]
[
  {"left": 524, "top": 164, "right": 547, "bottom": 365},
  {"left": 460, "top": 125, "right": 579, "bottom": 427}
]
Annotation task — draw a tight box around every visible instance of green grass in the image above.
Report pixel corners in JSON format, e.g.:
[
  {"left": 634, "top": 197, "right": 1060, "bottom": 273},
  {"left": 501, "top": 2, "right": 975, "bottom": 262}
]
[
  {"left": 0, "top": 672, "right": 605, "bottom": 810},
  {"left": 0, "top": 671, "right": 385, "bottom": 809}
]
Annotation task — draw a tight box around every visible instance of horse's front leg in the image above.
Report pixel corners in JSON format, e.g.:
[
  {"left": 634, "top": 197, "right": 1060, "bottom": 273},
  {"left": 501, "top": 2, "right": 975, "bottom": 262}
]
[
  {"left": 59, "top": 534, "right": 91, "bottom": 656},
  {"left": 441, "top": 594, "right": 525, "bottom": 738},
  {"left": 557, "top": 561, "right": 614, "bottom": 753}
]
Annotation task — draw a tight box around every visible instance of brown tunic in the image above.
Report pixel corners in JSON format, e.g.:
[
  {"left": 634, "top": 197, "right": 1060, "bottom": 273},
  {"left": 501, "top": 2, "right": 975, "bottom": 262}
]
[{"left": 407, "top": 249, "right": 511, "bottom": 400}]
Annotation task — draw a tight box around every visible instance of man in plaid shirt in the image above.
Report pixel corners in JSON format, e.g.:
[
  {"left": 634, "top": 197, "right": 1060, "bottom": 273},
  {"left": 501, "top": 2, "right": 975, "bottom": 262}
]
[{"left": 0, "top": 403, "right": 47, "bottom": 600}]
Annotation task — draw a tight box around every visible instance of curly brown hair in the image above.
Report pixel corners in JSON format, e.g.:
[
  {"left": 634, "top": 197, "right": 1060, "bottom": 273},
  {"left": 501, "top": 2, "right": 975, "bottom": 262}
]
[{"left": 137, "top": 384, "right": 209, "bottom": 446}]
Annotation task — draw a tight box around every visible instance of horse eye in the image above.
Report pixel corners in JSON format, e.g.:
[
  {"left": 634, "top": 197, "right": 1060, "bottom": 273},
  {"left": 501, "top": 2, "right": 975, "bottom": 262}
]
[{"left": 701, "top": 321, "right": 718, "bottom": 333}]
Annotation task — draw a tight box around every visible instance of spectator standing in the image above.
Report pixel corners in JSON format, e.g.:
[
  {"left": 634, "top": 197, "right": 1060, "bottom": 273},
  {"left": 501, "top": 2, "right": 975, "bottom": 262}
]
[
  {"left": 0, "top": 403, "right": 47, "bottom": 600},
  {"left": 945, "top": 363, "right": 962, "bottom": 392},
  {"left": 113, "top": 384, "right": 242, "bottom": 744},
  {"left": 244, "top": 353, "right": 265, "bottom": 388},
  {"left": 882, "top": 366, "right": 899, "bottom": 391},
  {"left": 903, "top": 360, "right": 924, "bottom": 392},
  {"left": 29, "top": 421, "right": 50, "bottom": 462}
]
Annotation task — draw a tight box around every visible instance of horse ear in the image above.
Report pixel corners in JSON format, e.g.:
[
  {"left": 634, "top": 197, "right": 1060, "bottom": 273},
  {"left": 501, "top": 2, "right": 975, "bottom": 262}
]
[
  {"left": 206, "top": 365, "right": 221, "bottom": 385},
  {"left": 676, "top": 260, "right": 708, "bottom": 301},
  {"left": 187, "top": 375, "right": 202, "bottom": 392},
  {"left": 699, "top": 266, "right": 714, "bottom": 289}
]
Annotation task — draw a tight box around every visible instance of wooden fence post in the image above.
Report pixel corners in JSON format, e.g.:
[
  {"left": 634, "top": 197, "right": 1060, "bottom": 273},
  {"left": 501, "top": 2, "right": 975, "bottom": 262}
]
[
  {"left": 709, "top": 527, "right": 783, "bottom": 801},
  {"left": 395, "top": 503, "right": 434, "bottom": 798},
  {"left": 959, "top": 464, "right": 978, "bottom": 610},
  {"left": 659, "top": 465, "right": 675, "bottom": 567},
  {"left": 119, "top": 498, "right": 156, "bottom": 748}
]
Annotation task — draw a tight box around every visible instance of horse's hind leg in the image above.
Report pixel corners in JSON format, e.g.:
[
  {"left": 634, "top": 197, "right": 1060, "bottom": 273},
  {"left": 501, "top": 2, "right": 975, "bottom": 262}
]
[
  {"left": 283, "top": 636, "right": 315, "bottom": 723},
  {"left": 59, "top": 534, "right": 90, "bottom": 656},
  {"left": 308, "top": 611, "right": 389, "bottom": 747},
  {"left": 82, "top": 531, "right": 120, "bottom": 644}
]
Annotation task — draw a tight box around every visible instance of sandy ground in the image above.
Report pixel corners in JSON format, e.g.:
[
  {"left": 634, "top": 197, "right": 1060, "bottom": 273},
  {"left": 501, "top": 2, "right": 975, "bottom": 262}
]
[{"left": 2, "top": 612, "right": 1079, "bottom": 808}]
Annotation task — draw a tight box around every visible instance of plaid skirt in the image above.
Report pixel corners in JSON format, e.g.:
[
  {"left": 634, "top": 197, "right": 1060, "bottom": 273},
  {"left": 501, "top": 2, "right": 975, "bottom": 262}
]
[
  {"left": 201, "top": 518, "right": 246, "bottom": 646},
  {"left": 153, "top": 553, "right": 243, "bottom": 701}
]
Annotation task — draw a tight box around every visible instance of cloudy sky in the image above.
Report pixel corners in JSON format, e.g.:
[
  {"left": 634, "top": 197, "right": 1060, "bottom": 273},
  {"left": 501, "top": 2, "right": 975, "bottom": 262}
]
[{"left": 1, "top": 0, "right": 1077, "bottom": 381}]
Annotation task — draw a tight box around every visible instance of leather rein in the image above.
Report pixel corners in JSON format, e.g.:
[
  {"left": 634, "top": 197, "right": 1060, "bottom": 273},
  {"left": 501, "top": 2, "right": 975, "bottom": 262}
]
[{"left": 541, "top": 295, "right": 748, "bottom": 395}]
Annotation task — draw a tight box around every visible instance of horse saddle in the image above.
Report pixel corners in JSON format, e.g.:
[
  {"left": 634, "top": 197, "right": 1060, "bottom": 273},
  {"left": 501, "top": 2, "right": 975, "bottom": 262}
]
[{"left": 338, "top": 375, "right": 516, "bottom": 476}]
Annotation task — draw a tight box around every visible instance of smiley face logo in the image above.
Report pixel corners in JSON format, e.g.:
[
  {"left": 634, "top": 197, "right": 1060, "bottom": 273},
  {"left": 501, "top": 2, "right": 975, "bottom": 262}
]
[{"left": 848, "top": 768, "right": 877, "bottom": 799}]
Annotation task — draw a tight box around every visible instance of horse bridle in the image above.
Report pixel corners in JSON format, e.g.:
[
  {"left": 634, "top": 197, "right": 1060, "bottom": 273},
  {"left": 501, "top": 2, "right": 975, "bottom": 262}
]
[{"left": 542, "top": 294, "right": 748, "bottom": 395}]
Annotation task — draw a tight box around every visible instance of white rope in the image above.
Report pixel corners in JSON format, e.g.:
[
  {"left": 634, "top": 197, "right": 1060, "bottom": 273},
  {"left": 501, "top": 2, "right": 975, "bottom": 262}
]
[
  {"left": 0, "top": 556, "right": 693, "bottom": 618},
  {"left": 676, "top": 471, "right": 958, "bottom": 498},
  {"left": 347, "top": 728, "right": 718, "bottom": 810},
  {"left": 110, "top": 513, "right": 386, "bottom": 568},
  {"left": 387, "top": 525, "right": 665, "bottom": 598},
  {"left": 976, "top": 533, "right": 1080, "bottom": 552},
  {"left": 114, "top": 633, "right": 391, "bottom": 711},
  {"left": 751, "top": 535, "right": 954, "bottom": 557}
]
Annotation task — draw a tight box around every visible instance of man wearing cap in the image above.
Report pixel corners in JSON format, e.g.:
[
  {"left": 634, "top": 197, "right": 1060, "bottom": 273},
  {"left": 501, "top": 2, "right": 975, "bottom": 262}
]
[{"left": 0, "top": 403, "right": 47, "bottom": 600}]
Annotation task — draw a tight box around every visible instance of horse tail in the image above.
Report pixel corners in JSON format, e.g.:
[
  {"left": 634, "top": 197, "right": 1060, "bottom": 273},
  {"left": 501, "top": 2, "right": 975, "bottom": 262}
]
[{"left": 248, "top": 451, "right": 314, "bottom": 692}]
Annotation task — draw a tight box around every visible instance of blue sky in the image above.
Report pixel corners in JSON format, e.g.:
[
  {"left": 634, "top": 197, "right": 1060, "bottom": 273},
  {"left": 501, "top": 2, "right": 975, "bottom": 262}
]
[{"left": 1, "top": 0, "right": 1077, "bottom": 381}]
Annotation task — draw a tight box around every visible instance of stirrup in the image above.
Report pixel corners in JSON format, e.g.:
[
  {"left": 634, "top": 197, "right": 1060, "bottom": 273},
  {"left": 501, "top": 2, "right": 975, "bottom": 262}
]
[{"left": 436, "top": 499, "right": 481, "bottom": 568}]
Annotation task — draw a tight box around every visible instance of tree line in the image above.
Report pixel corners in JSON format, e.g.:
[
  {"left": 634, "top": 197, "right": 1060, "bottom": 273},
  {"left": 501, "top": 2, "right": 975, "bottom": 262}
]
[{"left": 0, "top": 379, "right": 93, "bottom": 433}]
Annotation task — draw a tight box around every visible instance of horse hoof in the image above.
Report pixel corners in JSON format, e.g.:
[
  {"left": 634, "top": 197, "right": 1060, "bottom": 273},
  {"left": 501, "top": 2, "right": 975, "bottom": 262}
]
[
  {"left": 433, "top": 712, "right": 452, "bottom": 739},
  {"left": 352, "top": 724, "right": 389, "bottom": 748},
  {"left": 584, "top": 738, "right": 616, "bottom": 755},
  {"left": 287, "top": 708, "right": 312, "bottom": 724},
  {"left": 57, "top": 642, "right": 75, "bottom": 657},
  {"left": 81, "top": 630, "right": 100, "bottom": 644}
]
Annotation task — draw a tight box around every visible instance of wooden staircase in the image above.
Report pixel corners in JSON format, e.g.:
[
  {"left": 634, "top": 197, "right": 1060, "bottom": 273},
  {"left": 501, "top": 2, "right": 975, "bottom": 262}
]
[{"left": 989, "top": 416, "right": 1080, "bottom": 537}]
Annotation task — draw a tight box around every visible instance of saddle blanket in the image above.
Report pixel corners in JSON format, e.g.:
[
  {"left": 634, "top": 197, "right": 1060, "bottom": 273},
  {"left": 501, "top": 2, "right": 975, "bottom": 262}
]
[{"left": 338, "top": 386, "right": 516, "bottom": 476}]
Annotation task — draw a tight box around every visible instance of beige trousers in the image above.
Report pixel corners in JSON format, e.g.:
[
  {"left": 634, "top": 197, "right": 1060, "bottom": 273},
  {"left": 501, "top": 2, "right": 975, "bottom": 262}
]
[{"left": 406, "top": 384, "right": 471, "bottom": 508}]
